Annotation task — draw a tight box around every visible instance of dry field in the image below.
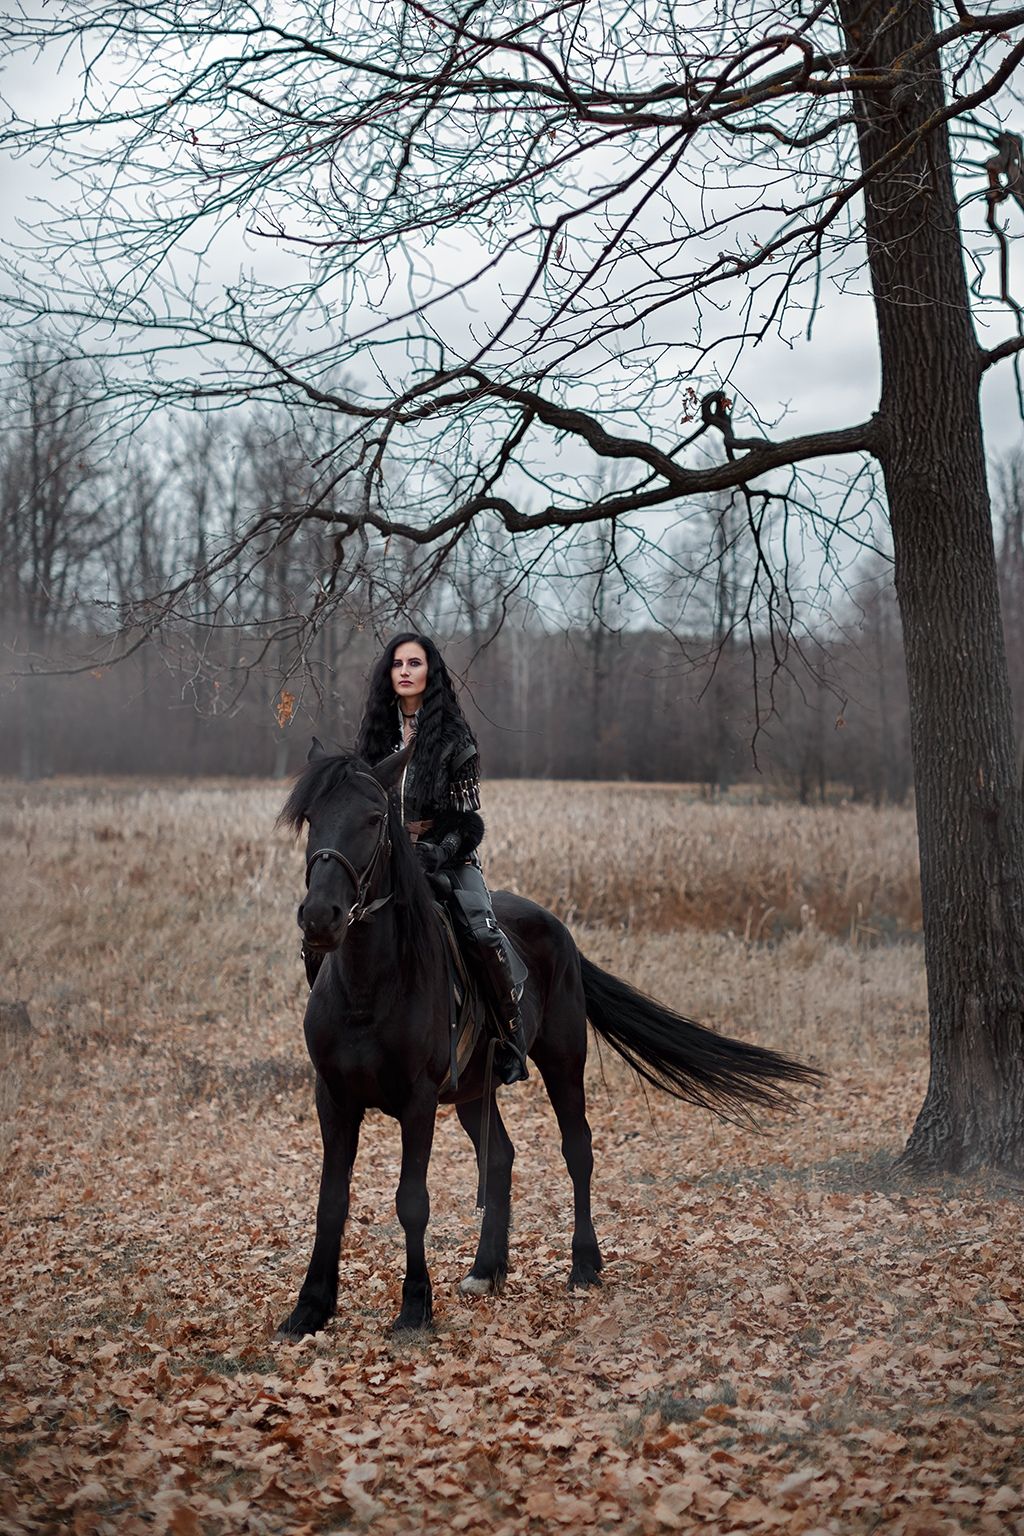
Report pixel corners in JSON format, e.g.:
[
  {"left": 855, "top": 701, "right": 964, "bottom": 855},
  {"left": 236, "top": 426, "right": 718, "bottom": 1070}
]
[
  {"left": 0, "top": 777, "right": 1021, "bottom": 1536},
  {"left": 485, "top": 782, "right": 923, "bottom": 940}
]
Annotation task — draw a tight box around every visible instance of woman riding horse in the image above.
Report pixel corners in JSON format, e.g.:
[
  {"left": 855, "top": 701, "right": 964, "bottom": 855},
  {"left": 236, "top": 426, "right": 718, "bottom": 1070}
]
[
  {"left": 303, "top": 632, "right": 528, "bottom": 1085},
  {"left": 281, "top": 739, "right": 819, "bottom": 1334}
]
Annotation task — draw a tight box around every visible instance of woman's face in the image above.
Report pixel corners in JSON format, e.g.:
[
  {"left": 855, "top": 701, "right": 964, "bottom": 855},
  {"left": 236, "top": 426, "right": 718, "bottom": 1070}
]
[{"left": 391, "top": 641, "right": 429, "bottom": 710}]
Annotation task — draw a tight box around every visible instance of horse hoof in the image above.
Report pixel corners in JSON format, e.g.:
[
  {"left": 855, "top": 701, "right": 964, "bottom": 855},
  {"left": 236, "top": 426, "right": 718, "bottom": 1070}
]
[
  {"left": 276, "top": 1311, "right": 324, "bottom": 1339},
  {"left": 459, "top": 1273, "right": 501, "bottom": 1296},
  {"left": 391, "top": 1313, "right": 434, "bottom": 1333},
  {"left": 568, "top": 1266, "right": 603, "bottom": 1290}
]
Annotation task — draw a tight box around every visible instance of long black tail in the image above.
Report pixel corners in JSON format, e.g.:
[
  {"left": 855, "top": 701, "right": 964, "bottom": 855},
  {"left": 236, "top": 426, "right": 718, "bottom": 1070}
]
[{"left": 579, "top": 954, "right": 822, "bottom": 1119}]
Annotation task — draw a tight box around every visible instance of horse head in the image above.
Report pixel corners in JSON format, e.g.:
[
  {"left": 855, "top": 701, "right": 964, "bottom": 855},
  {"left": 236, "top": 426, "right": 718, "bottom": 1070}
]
[{"left": 281, "top": 739, "right": 412, "bottom": 956}]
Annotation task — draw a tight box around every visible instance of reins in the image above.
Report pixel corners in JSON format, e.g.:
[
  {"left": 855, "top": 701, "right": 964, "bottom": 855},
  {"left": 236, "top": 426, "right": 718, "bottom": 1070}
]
[{"left": 304, "top": 771, "right": 394, "bottom": 928}]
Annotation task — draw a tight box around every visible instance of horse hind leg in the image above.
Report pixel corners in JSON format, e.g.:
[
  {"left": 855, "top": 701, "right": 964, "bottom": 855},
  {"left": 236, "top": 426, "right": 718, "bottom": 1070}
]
[
  {"left": 456, "top": 1095, "right": 513, "bottom": 1297},
  {"left": 532, "top": 1024, "right": 602, "bottom": 1290}
]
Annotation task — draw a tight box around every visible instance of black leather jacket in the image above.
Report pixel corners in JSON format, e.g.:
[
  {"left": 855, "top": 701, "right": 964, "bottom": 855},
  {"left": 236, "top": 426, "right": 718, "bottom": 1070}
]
[{"left": 399, "top": 714, "right": 484, "bottom": 867}]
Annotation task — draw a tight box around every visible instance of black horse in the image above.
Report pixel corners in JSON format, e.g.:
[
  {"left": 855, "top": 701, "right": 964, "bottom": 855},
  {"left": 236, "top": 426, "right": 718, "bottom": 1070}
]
[{"left": 277, "top": 744, "right": 819, "bottom": 1336}]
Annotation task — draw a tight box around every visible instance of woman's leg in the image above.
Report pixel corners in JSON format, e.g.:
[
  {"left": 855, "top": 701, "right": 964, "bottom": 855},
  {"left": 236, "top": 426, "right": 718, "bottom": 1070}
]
[{"left": 446, "top": 863, "right": 529, "bottom": 1084}]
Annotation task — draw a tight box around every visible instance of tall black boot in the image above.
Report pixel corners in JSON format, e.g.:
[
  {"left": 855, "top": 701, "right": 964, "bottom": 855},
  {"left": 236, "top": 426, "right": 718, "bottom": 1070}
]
[
  {"left": 446, "top": 864, "right": 529, "bottom": 1085},
  {"left": 489, "top": 941, "right": 529, "bottom": 1085}
]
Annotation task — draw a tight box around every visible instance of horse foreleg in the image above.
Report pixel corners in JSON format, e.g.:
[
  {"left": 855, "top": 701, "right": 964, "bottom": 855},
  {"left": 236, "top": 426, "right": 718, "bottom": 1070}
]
[
  {"left": 532, "top": 1039, "right": 602, "bottom": 1289},
  {"left": 392, "top": 1094, "right": 437, "bottom": 1331},
  {"left": 456, "top": 1095, "right": 514, "bottom": 1297},
  {"left": 278, "top": 1076, "right": 363, "bottom": 1338}
]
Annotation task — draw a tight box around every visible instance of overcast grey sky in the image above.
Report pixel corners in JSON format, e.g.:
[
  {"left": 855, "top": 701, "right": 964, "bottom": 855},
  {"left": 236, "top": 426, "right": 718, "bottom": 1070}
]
[{"left": 1, "top": 4, "right": 1020, "bottom": 517}]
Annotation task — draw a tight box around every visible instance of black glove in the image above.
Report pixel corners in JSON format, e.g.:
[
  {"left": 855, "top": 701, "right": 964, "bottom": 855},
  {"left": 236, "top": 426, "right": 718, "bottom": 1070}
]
[{"left": 414, "top": 840, "right": 447, "bottom": 873}]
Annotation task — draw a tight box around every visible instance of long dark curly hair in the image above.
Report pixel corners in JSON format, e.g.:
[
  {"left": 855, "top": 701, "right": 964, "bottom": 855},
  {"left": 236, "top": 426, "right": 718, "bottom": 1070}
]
[{"left": 355, "top": 633, "right": 476, "bottom": 802}]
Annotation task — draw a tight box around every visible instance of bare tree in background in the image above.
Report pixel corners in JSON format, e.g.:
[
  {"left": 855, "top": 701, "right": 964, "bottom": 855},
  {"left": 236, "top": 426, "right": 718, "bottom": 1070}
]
[
  {"left": 0, "top": 355, "right": 118, "bottom": 775},
  {"left": 656, "top": 498, "right": 751, "bottom": 794},
  {"left": 841, "top": 557, "right": 912, "bottom": 807},
  {"left": 3, "top": 0, "right": 1024, "bottom": 1171}
]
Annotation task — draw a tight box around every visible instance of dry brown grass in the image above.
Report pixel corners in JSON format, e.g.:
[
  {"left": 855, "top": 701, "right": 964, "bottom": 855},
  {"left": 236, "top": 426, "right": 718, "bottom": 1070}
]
[
  {"left": 0, "top": 775, "right": 925, "bottom": 1106},
  {"left": 0, "top": 774, "right": 927, "bottom": 1198},
  {"left": 486, "top": 780, "right": 921, "bottom": 938}
]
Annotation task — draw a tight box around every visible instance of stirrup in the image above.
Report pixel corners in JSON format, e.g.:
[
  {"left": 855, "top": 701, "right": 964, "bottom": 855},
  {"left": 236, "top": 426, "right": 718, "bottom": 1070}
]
[
  {"left": 494, "top": 1041, "right": 529, "bottom": 1085},
  {"left": 493, "top": 1007, "right": 528, "bottom": 1084}
]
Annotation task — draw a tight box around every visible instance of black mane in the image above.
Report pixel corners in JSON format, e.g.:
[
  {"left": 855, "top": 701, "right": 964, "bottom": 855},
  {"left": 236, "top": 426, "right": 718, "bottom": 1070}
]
[
  {"left": 279, "top": 752, "right": 440, "bottom": 984},
  {"left": 278, "top": 750, "right": 363, "bottom": 833}
]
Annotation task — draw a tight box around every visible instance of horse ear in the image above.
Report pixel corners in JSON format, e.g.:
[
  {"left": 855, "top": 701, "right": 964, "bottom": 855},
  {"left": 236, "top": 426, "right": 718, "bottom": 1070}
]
[
  {"left": 307, "top": 736, "right": 328, "bottom": 762},
  {"left": 370, "top": 741, "right": 413, "bottom": 789}
]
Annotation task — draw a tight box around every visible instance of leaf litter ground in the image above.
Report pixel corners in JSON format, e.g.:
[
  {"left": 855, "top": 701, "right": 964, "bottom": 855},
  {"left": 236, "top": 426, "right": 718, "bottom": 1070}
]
[{"left": 1, "top": 781, "right": 1022, "bottom": 1534}]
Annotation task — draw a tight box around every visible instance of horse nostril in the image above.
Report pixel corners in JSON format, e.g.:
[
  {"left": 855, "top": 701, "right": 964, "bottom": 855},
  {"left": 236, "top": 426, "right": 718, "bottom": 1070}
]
[
  {"left": 297, "top": 902, "right": 306, "bottom": 925},
  {"left": 330, "top": 906, "right": 343, "bottom": 926}
]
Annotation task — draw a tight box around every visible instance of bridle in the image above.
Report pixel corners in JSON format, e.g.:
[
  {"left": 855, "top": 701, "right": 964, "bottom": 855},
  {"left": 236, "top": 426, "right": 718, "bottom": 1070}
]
[{"left": 304, "top": 771, "right": 394, "bottom": 929}]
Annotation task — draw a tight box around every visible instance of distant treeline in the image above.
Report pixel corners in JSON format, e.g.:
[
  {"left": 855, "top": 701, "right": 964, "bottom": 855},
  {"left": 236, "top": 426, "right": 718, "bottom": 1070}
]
[
  {"left": 4, "top": 358, "right": 1024, "bottom": 800},
  {"left": 2, "top": 614, "right": 915, "bottom": 802}
]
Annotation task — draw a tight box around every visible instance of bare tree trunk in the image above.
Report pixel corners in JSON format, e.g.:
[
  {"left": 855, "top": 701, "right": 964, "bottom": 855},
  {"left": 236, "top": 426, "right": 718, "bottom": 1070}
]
[{"left": 843, "top": 0, "right": 1024, "bottom": 1169}]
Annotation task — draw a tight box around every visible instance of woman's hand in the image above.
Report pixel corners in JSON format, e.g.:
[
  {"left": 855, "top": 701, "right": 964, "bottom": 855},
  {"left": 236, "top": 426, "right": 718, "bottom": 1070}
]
[{"left": 414, "top": 841, "right": 446, "bottom": 873}]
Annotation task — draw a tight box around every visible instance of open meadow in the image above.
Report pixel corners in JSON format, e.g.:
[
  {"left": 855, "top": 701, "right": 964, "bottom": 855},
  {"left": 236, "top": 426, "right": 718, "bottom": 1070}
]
[{"left": 0, "top": 778, "right": 1021, "bottom": 1536}]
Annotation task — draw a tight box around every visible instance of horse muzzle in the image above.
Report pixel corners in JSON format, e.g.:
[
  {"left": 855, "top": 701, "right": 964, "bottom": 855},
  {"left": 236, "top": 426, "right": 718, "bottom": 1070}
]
[{"left": 297, "top": 895, "right": 347, "bottom": 952}]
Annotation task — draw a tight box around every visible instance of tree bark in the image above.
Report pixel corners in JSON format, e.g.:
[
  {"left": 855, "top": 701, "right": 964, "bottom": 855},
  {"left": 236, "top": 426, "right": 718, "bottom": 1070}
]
[{"left": 841, "top": 0, "right": 1024, "bottom": 1169}]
